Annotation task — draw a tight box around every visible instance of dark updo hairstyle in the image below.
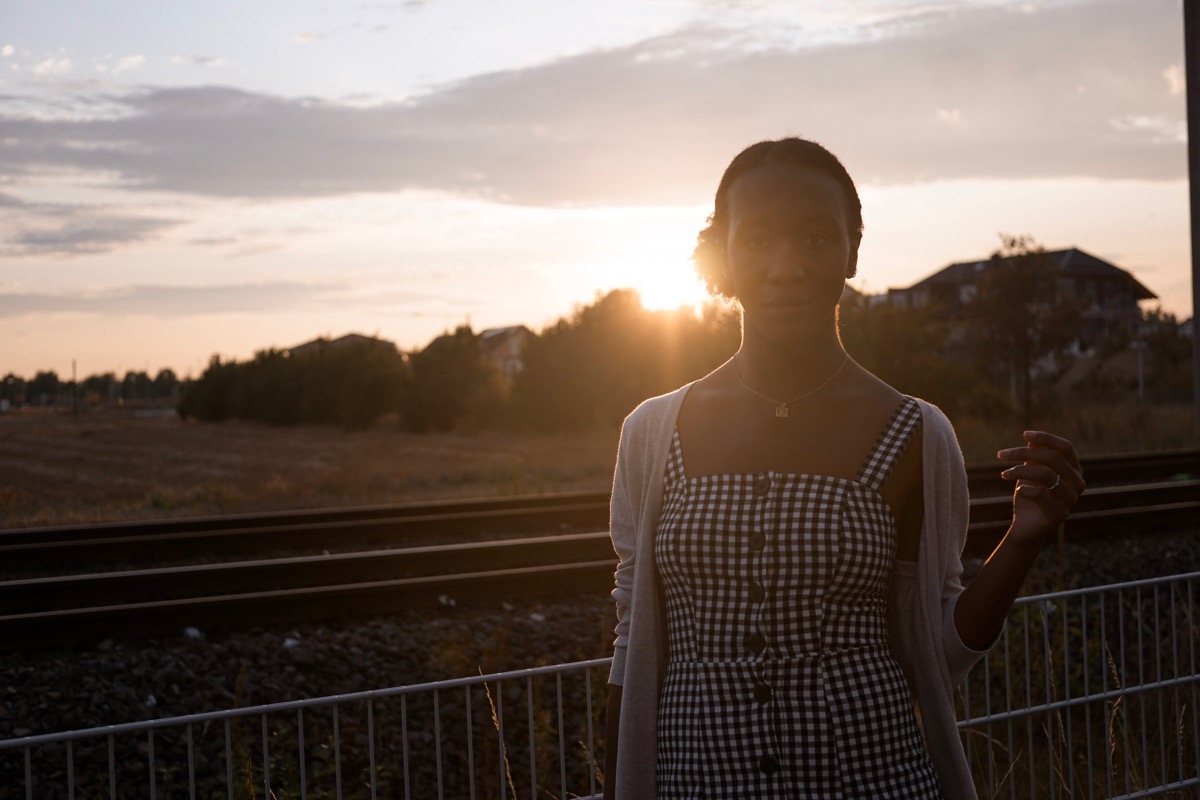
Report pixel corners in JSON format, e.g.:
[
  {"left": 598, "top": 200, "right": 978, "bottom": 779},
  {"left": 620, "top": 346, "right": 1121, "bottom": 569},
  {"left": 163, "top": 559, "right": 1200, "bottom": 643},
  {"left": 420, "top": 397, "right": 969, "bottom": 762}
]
[{"left": 692, "top": 137, "right": 864, "bottom": 300}]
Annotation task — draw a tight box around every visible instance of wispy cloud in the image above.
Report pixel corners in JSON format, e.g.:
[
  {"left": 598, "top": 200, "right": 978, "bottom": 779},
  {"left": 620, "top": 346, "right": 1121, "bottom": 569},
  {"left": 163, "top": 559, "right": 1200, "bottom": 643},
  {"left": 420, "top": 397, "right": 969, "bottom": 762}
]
[
  {"left": 111, "top": 55, "right": 146, "bottom": 75},
  {"left": 32, "top": 57, "right": 72, "bottom": 76},
  {"left": 170, "top": 54, "right": 226, "bottom": 67},
  {"left": 0, "top": 198, "right": 180, "bottom": 257},
  {"left": 0, "top": 282, "right": 345, "bottom": 318},
  {"left": 0, "top": 0, "right": 1185, "bottom": 210}
]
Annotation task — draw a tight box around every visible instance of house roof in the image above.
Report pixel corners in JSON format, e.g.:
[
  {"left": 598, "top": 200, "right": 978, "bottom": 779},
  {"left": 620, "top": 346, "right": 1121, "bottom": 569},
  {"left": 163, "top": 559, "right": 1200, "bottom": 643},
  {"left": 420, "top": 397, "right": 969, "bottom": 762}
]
[
  {"left": 287, "top": 333, "right": 397, "bottom": 357},
  {"left": 903, "top": 247, "right": 1156, "bottom": 300},
  {"left": 480, "top": 325, "right": 530, "bottom": 341}
]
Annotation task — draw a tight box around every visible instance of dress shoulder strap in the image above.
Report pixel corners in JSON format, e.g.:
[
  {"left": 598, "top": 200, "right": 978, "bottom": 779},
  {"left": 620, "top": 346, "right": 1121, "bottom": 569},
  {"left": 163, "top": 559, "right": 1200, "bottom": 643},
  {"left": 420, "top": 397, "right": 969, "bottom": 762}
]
[
  {"left": 856, "top": 397, "right": 921, "bottom": 491},
  {"left": 663, "top": 427, "right": 687, "bottom": 487}
]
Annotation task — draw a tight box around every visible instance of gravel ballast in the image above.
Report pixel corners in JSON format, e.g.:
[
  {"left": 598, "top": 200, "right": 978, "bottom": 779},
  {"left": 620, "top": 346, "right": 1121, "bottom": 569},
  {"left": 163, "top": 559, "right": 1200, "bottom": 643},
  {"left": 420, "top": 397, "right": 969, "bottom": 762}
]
[{"left": 2, "top": 527, "right": 1196, "bottom": 743}]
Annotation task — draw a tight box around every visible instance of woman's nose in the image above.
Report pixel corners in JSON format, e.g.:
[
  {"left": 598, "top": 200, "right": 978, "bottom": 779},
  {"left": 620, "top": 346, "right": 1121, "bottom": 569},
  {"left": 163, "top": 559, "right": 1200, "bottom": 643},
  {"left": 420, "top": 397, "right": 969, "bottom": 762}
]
[{"left": 766, "top": 241, "right": 807, "bottom": 281}]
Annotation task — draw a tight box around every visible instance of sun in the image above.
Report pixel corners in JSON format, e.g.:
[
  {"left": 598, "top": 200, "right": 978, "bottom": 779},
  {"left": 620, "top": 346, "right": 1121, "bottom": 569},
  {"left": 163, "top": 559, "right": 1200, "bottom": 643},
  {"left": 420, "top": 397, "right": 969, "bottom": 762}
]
[{"left": 610, "top": 242, "right": 711, "bottom": 312}]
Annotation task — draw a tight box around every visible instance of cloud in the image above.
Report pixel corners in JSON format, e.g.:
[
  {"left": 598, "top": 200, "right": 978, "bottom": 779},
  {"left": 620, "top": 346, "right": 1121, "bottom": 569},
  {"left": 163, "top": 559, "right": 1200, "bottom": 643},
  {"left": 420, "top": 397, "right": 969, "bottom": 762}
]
[
  {"left": 0, "top": 198, "right": 180, "bottom": 257},
  {"left": 0, "top": 0, "right": 1186, "bottom": 208},
  {"left": 1162, "top": 63, "right": 1184, "bottom": 95},
  {"left": 0, "top": 282, "right": 344, "bottom": 318},
  {"left": 112, "top": 55, "right": 146, "bottom": 75},
  {"left": 1109, "top": 115, "right": 1186, "bottom": 145},
  {"left": 171, "top": 55, "right": 226, "bottom": 67},
  {"left": 32, "top": 57, "right": 72, "bottom": 76},
  {"left": 2, "top": 45, "right": 13, "bottom": 58}
]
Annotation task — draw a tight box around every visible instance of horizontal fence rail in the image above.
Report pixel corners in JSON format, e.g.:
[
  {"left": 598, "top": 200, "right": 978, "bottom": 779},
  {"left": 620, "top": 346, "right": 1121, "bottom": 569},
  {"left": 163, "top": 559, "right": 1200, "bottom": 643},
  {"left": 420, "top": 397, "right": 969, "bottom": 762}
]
[
  {"left": 1, "top": 659, "right": 613, "bottom": 800},
  {"left": 958, "top": 571, "right": 1200, "bottom": 800},
  {"left": 3, "top": 573, "right": 1198, "bottom": 799}
]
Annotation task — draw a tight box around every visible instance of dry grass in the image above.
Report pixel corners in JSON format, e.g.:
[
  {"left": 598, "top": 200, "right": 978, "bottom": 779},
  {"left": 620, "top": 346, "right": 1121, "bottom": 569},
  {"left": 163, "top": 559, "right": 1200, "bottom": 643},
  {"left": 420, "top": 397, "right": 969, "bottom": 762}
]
[
  {"left": 3, "top": 401, "right": 1195, "bottom": 530},
  {"left": 951, "top": 402, "right": 1198, "bottom": 463},
  {"left": 0, "top": 408, "right": 620, "bottom": 529}
]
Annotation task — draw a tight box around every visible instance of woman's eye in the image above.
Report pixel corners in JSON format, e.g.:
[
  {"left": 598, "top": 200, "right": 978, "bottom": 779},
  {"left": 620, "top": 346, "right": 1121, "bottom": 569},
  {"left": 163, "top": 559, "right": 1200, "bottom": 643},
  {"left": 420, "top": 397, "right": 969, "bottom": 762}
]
[
  {"left": 802, "top": 233, "right": 829, "bottom": 247},
  {"left": 743, "top": 233, "right": 769, "bottom": 249}
]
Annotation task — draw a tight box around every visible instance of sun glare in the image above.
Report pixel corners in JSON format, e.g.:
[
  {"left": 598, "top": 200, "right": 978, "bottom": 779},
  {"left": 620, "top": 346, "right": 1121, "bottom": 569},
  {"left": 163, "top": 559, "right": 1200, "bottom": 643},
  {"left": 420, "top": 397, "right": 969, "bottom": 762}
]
[{"left": 608, "top": 241, "right": 711, "bottom": 312}]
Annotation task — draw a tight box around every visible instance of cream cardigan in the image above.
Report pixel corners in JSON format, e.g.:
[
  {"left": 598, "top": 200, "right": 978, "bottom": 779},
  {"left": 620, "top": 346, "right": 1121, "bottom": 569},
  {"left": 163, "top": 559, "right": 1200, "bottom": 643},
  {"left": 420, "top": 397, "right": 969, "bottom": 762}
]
[{"left": 608, "top": 384, "right": 991, "bottom": 800}]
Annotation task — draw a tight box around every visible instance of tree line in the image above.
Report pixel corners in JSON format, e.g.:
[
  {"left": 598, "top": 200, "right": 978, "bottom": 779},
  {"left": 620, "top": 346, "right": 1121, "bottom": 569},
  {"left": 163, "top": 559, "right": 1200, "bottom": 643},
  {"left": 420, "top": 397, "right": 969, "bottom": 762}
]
[
  {"left": 7, "top": 237, "right": 1191, "bottom": 431},
  {"left": 0, "top": 368, "right": 181, "bottom": 408},
  {"left": 175, "top": 290, "right": 743, "bottom": 432}
]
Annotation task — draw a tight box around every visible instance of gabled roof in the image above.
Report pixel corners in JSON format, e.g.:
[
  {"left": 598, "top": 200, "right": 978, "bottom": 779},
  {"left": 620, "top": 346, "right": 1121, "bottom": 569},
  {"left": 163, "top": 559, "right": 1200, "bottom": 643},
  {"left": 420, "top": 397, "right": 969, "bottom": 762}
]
[
  {"left": 479, "top": 325, "right": 532, "bottom": 356},
  {"left": 287, "top": 333, "right": 397, "bottom": 357},
  {"left": 480, "top": 325, "right": 531, "bottom": 342},
  {"left": 904, "top": 247, "right": 1156, "bottom": 300}
]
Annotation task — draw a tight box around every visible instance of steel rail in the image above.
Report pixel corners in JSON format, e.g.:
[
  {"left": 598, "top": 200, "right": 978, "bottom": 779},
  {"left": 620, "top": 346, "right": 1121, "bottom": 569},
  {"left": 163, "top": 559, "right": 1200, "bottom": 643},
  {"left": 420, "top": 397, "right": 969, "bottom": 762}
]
[
  {"left": 1, "top": 479, "right": 1196, "bottom": 649},
  {"left": 2, "top": 449, "right": 1196, "bottom": 575}
]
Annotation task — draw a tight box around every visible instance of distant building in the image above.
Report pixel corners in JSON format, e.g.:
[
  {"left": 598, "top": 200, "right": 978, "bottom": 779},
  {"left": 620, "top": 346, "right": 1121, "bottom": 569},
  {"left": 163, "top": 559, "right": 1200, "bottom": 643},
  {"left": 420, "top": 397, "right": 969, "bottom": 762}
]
[
  {"left": 887, "top": 247, "right": 1155, "bottom": 344},
  {"left": 287, "top": 333, "right": 398, "bottom": 358},
  {"left": 479, "top": 325, "right": 532, "bottom": 385}
]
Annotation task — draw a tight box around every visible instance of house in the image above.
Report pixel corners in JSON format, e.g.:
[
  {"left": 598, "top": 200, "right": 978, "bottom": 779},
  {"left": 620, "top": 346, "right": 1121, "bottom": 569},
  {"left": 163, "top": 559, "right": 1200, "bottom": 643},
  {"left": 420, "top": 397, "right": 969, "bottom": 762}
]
[
  {"left": 479, "top": 325, "right": 531, "bottom": 385},
  {"left": 887, "top": 247, "right": 1156, "bottom": 344},
  {"left": 287, "top": 333, "right": 398, "bottom": 358}
]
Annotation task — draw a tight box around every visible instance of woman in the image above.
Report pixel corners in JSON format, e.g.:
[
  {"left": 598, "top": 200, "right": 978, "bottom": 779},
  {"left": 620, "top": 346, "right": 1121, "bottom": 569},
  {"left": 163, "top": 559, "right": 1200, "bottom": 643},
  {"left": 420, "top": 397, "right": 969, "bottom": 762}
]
[{"left": 603, "top": 138, "right": 1084, "bottom": 799}]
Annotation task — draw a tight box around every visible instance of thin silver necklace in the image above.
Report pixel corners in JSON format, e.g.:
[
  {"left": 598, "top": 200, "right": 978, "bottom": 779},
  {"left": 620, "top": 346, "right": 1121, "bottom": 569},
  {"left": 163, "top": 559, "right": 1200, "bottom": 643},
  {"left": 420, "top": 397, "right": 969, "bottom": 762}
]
[{"left": 731, "top": 351, "right": 851, "bottom": 418}]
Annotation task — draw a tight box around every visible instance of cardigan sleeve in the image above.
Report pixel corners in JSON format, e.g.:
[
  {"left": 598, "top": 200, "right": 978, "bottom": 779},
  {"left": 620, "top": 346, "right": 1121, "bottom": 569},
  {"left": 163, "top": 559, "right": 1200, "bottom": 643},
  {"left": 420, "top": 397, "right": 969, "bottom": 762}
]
[
  {"left": 608, "top": 410, "right": 641, "bottom": 686},
  {"left": 924, "top": 402, "right": 996, "bottom": 685}
]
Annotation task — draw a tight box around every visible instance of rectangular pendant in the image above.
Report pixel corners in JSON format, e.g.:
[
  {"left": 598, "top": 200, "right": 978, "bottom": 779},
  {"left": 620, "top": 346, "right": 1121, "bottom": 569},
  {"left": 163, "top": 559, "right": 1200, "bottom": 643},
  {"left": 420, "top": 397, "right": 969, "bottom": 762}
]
[{"left": 775, "top": 404, "right": 789, "bottom": 418}]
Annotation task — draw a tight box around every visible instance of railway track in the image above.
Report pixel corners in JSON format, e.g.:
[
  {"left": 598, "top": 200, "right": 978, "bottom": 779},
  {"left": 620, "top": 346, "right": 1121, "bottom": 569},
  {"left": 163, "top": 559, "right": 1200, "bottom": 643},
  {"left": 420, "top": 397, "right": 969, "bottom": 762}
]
[
  {"left": 2, "top": 450, "right": 1197, "bottom": 648},
  {"left": 4, "top": 447, "right": 1197, "bottom": 576}
]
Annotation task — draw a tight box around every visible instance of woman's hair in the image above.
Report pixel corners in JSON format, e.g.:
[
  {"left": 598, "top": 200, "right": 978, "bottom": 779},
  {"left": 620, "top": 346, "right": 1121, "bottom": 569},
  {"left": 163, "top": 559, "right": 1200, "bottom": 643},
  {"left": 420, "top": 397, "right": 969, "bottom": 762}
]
[{"left": 692, "top": 137, "right": 863, "bottom": 300}]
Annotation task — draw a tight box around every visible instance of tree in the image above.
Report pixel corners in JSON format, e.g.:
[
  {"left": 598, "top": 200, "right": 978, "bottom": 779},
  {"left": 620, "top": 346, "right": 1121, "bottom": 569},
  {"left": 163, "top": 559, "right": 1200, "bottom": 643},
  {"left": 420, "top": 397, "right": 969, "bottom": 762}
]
[
  {"left": 400, "top": 326, "right": 498, "bottom": 432},
  {"left": 82, "top": 372, "right": 117, "bottom": 404},
  {"left": 963, "top": 235, "right": 1082, "bottom": 427},
  {"left": 838, "top": 294, "right": 969, "bottom": 416},
  {"left": 121, "top": 371, "right": 153, "bottom": 403},
  {"left": 27, "top": 371, "right": 60, "bottom": 406},
  {"left": 0, "top": 374, "right": 25, "bottom": 406},
  {"left": 153, "top": 368, "right": 180, "bottom": 400},
  {"left": 1137, "top": 306, "right": 1193, "bottom": 402},
  {"left": 510, "top": 290, "right": 740, "bottom": 431}
]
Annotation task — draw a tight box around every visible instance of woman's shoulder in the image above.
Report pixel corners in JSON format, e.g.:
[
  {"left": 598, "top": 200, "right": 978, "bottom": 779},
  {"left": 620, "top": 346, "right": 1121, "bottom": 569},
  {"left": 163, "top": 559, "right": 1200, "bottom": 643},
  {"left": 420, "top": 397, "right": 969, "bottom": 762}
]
[
  {"left": 623, "top": 382, "right": 693, "bottom": 430},
  {"left": 906, "top": 396, "right": 957, "bottom": 441}
]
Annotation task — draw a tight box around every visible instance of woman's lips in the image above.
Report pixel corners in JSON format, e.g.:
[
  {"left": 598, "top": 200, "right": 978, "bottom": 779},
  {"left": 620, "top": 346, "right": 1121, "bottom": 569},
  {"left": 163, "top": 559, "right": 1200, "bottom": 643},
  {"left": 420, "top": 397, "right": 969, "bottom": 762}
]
[{"left": 762, "top": 295, "right": 813, "bottom": 308}]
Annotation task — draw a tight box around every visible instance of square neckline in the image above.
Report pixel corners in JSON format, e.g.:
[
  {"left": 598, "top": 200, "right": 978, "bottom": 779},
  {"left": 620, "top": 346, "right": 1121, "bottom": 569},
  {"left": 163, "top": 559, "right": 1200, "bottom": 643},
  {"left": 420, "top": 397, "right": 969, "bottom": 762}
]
[{"left": 668, "top": 395, "right": 920, "bottom": 493}]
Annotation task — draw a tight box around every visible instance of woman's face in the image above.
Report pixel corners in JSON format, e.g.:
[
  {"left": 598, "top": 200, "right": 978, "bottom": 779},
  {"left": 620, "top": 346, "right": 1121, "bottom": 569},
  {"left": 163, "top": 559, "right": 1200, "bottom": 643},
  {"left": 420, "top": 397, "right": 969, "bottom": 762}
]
[{"left": 724, "top": 161, "right": 859, "bottom": 348}]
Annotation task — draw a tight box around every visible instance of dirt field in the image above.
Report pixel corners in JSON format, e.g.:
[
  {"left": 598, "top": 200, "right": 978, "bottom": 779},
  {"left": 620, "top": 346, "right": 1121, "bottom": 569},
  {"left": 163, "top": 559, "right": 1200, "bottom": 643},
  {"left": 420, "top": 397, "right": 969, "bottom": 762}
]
[{"left": 0, "top": 408, "right": 621, "bottom": 528}]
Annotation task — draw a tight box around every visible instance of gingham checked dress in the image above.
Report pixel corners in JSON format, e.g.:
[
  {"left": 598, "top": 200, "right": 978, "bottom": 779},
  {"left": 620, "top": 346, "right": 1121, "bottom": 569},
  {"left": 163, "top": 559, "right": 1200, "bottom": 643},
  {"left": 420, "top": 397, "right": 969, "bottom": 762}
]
[{"left": 654, "top": 397, "right": 944, "bottom": 798}]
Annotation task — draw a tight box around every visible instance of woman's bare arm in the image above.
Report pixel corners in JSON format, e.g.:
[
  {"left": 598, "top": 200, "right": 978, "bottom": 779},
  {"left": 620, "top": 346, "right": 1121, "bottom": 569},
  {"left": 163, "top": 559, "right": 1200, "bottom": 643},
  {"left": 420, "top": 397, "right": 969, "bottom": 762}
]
[{"left": 955, "top": 431, "right": 1084, "bottom": 649}]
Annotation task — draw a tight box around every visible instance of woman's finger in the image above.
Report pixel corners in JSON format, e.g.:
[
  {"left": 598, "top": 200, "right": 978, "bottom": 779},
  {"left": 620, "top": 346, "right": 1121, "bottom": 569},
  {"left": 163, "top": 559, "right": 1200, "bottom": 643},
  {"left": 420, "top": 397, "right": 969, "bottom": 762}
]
[
  {"left": 1022, "top": 430, "right": 1083, "bottom": 469},
  {"left": 1000, "top": 464, "right": 1059, "bottom": 487}
]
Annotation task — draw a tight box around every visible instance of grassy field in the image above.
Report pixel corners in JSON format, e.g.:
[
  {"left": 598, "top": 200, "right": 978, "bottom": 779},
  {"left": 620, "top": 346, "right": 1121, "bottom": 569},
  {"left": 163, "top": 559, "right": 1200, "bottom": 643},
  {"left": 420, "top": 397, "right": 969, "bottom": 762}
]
[
  {"left": 0, "top": 408, "right": 621, "bottom": 528},
  {"left": 1, "top": 402, "right": 1195, "bottom": 529}
]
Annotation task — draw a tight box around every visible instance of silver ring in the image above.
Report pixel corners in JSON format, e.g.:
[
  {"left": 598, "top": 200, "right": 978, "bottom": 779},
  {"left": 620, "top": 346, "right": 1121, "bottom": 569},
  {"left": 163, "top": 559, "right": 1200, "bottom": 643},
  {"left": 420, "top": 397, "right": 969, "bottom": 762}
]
[{"left": 1049, "top": 475, "right": 1062, "bottom": 491}]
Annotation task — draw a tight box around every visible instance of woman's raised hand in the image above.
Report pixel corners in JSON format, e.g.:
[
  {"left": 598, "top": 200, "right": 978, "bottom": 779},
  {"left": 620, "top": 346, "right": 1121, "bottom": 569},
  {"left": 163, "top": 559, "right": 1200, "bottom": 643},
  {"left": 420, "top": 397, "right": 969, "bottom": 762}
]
[{"left": 996, "top": 431, "right": 1085, "bottom": 547}]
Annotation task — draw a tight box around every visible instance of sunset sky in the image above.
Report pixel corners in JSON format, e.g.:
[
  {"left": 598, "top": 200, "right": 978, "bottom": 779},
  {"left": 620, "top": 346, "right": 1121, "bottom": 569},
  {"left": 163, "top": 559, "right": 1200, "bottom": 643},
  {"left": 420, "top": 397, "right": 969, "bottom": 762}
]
[{"left": 0, "top": 0, "right": 1192, "bottom": 379}]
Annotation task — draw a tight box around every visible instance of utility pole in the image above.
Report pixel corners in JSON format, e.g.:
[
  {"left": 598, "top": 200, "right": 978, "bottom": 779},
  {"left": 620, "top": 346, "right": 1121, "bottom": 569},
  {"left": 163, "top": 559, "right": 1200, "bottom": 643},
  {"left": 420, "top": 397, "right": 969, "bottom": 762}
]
[{"left": 1187, "top": 0, "right": 1200, "bottom": 435}]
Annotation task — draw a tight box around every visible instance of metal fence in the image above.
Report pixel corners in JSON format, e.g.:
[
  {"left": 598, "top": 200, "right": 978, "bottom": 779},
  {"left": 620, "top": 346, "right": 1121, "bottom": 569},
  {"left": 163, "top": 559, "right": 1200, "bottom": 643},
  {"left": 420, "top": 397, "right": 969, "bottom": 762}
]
[
  {"left": 2, "top": 571, "right": 1197, "bottom": 799},
  {"left": 958, "top": 571, "right": 1200, "bottom": 799},
  {"left": 0, "top": 659, "right": 611, "bottom": 800}
]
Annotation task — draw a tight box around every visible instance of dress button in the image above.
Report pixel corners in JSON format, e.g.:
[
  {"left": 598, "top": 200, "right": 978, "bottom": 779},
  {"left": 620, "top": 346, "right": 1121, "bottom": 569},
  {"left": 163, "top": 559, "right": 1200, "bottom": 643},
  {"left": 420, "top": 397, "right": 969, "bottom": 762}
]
[
  {"left": 750, "top": 532, "right": 766, "bottom": 550},
  {"left": 753, "top": 476, "right": 771, "bottom": 495},
  {"left": 759, "top": 755, "right": 779, "bottom": 775},
  {"left": 754, "top": 683, "right": 772, "bottom": 703},
  {"left": 745, "top": 632, "right": 767, "bottom": 655},
  {"left": 749, "top": 583, "right": 766, "bottom": 603}
]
